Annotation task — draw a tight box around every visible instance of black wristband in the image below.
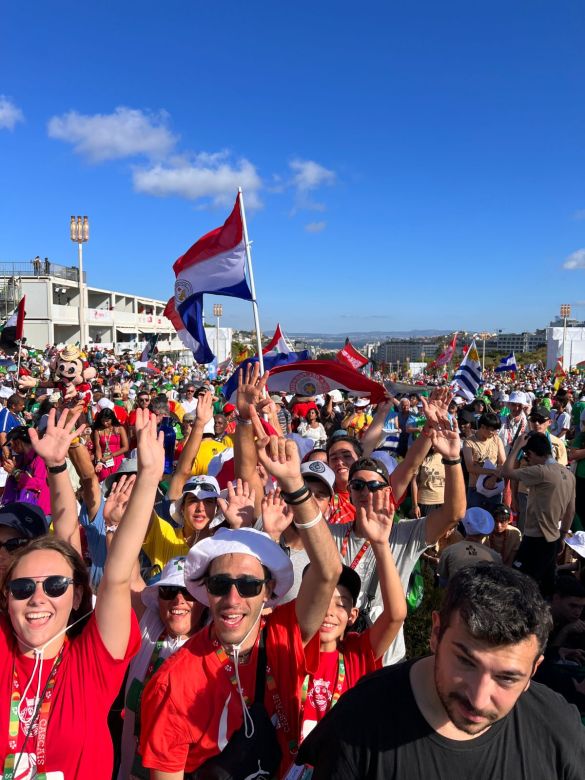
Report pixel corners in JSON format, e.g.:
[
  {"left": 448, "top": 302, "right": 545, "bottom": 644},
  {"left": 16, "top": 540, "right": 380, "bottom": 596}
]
[
  {"left": 287, "top": 490, "right": 314, "bottom": 506},
  {"left": 280, "top": 482, "right": 309, "bottom": 502},
  {"left": 47, "top": 462, "right": 68, "bottom": 474},
  {"left": 280, "top": 482, "right": 311, "bottom": 504},
  {"left": 441, "top": 458, "right": 461, "bottom": 466}
]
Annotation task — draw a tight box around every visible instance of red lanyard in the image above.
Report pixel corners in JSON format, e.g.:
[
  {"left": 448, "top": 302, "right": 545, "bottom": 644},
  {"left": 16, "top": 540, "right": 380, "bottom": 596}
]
[
  {"left": 4, "top": 643, "right": 66, "bottom": 780},
  {"left": 340, "top": 527, "right": 370, "bottom": 570}
]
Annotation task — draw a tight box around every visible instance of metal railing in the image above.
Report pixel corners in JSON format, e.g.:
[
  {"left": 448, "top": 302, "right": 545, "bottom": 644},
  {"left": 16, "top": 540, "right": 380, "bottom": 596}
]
[{"left": 0, "top": 261, "right": 85, "bottom": 282}]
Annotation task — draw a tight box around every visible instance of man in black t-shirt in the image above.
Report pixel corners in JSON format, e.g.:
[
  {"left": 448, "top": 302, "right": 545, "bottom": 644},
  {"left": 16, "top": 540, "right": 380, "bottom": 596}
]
[{"left": 298, "top": 562, "right": 585, "bottom": 779}]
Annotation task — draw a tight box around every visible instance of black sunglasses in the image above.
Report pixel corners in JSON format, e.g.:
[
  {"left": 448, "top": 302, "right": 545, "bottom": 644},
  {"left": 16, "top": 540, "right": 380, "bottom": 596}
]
[
  {"left": 204, "top": 575, "right": 269, "bottom": 598},
  {"left": 8, "top": 575, "right": 75, "bottom": 600},
  {"left": 0, "top": 537, "right": 30, "bottom": 554},
  {"left": 158, "top": 585, "right": 195, "bottom": 601},
  {"left": 348, "top": 478, "right": 388, "bottom": 493}
]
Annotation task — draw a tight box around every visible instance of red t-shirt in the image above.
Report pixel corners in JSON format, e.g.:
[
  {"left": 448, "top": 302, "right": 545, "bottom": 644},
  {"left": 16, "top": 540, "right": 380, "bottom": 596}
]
[
  {"left": 0, "top": 612, "right": 140, "bottom": 780},
  {"left": 112, "top": 405, "right": 128, "bottom": 426},
  {"left": 140, "top": 599, "right": 320, "bottom": 778},
  {"left": 300, "top": 630, "right": 379, "bottom": 741},
  {"left": 292, "top": 401, "right": 318, "bottom": 420}
]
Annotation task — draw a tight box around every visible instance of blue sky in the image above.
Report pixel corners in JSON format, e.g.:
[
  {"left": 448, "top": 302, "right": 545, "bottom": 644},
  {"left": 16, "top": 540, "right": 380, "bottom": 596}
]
[{"left": 1, "top": 1, "right": 584, "bottom": 335}]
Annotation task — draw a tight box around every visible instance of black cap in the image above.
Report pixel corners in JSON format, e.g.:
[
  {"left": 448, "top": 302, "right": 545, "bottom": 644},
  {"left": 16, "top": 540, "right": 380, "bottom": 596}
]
[
  {"left": 338, "top": 565, "right": 362, "bottom": 606},
  {"left": 529, "top": 405, "right": 551, "bottom": 421},
  {"left": 0, "top": 502, "right": 48, "bottom": 539}
]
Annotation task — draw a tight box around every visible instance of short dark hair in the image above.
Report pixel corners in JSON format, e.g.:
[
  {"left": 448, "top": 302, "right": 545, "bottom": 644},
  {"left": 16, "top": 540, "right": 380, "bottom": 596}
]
[
  {"left": 348, "top": 456, "right": 389, "bottom": 484},
  {"left": 6, "top": 426, "right": 31, "bottom": 445},
  {"left": 478, "top": 412, "right": 500, "bottom": 430},
  {"left": 523, "top": 432, "right": 552, "bottom": 458},
  {"left": 554, "top": 575, "right": 585, "bottom": 600},
  {"left": 326, "top": 436, "right": 363, "bottom": 458},
  {"left": 7, "top": 394, "right": 23, "bottom": 409},
  {"left": 438, "top": 562, "right": 552, "bottom": 655}
]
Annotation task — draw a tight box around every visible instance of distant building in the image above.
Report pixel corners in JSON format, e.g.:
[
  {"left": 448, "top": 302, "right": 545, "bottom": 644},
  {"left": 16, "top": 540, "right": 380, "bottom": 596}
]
[
  {"left": 375, "top": 339, "right": 441, "bottom": 364},
  {"left": 0, "top": 259, "right": 232, "bottom": 360},
  {"left": 484, "top": 330, "right": 546, "bottom": 354}
]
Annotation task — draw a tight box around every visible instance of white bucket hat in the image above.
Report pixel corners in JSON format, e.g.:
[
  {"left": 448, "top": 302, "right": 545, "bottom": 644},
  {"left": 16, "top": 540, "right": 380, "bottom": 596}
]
[
  {"left": 184, "top": 527, "right": 294, "bottom": 607},
  {"left": 141, "top": 556, "right": 189, "bottom": 609},
  {"left": 170, "top": 475, "right": 221, "bottom": 525},
  {"left": 476, "top": 460, "right": 505, "bottom": 498},
  {"left": 508, "top": 391, "right": 527, "bottom": 406}
]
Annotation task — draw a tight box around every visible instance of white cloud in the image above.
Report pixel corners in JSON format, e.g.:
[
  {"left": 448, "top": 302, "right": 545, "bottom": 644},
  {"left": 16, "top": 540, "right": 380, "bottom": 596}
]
[
  {"left": 47, "top": 106, "right": 178, "bottom": 162},
  {"left": 563, "top": 249, "right": 585, "bottom": 270},
  {"left": 0, "top": 96, "right": 24, "bottom": 130},
  {"left": 290, "top": 159, "right": 335, "bottom": 191},
  {"left": 573, "top": 209, "right": 585, "bottom": 221},
  {"left": 305, "top": 221, "right": 326, "bottom": 233},
  {"left": 132, "top": 154, "right": 262, "bottom": 208}
]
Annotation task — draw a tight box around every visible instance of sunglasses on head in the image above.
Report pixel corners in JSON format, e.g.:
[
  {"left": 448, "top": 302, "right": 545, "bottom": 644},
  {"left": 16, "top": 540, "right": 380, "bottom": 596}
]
[
  {"left": 0, "top": 537, "right": 30, "bottom": 554},
  {"left": 8, "top": 575, "right": 75, "bottom": 600},
  {"left": 158, "top": 585, "right": 195, "bottom": 601},
  {"left": 348, "top": 478, "right": 388, "bottom": 493},
  {"left": 204, "top": 574, "right": 269, "bottom": 598}
]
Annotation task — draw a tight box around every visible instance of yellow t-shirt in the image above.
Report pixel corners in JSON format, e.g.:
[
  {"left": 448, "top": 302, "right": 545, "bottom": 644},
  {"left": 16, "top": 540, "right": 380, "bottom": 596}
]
[
  {"left": 142, "top": 513, "right": 190, "bottom": 578},
  {"left": 191, "top": 439, "right": 227, "bottom": 476}
]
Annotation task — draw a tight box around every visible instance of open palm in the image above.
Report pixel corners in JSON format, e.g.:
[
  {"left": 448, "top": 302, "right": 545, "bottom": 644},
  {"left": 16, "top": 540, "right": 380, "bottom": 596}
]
[{"left": 29, "top": 409, "right": 86, "bottom": 467}]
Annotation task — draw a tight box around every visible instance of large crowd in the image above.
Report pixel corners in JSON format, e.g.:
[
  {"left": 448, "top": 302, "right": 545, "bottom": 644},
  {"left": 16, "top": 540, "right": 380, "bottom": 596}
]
[{"left": 0, "top": 343, "right": 583, "bottom": 779}]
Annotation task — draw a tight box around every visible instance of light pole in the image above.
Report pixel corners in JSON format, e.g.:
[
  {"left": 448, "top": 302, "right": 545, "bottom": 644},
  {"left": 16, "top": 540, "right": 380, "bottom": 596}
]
[
  {"left": 560, "top": 304, "right": 571, "bottom": 368},
  {"left": 213, "top": 303, "right": 223, "bottom": 361},
  {"left": 474, "top": 331, "right": 496, "bottom": 371},
  {"left": 70, "top": 216, "right": 89, "bottom": 348}
]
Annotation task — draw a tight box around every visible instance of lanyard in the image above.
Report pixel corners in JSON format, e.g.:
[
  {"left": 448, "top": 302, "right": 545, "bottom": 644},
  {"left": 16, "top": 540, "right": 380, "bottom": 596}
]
[
  {"left": 144, "top": 635, "right": 166, "bottom": 685},
  {"left": 213, "top": 631, "right": 262, "bottom": 705},
  {"left": 4, "top": 644, "right": 66, "bottom": 780},
  {"left": 340, "top": 528, "right": 370, "bottom": 570}
]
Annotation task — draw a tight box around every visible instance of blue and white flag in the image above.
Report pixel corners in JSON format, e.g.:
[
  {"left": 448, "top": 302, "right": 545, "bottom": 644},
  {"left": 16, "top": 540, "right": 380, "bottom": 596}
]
[
  {"left": 452, "top": 341, "right": 483, "bottom": 401},
  {"left": 173, "top": 194, "right": 252, "bottom": 364},
  {"left": 494, "top": 352, "right": 517, "bottom": 373}
]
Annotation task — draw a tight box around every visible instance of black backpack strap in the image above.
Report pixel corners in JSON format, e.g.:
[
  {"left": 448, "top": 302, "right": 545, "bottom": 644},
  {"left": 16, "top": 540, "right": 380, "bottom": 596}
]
[{"left": 253, "top": 627, "right": 268, "bottom": 703}]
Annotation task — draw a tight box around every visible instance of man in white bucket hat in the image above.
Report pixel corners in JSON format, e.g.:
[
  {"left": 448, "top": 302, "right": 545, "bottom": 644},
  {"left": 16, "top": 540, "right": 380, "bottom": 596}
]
[{"left": 140, "top": 404, "right": 342, "bottom": 779}]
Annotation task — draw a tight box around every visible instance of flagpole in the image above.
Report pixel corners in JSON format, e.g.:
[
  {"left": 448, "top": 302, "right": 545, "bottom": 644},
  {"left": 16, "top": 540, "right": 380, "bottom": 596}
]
[
  {"left": 238, "top": 187, "right": 265, "bottom": 374},
  {"left": 16, "top": 341, "right": 22, "bottom": 380}
]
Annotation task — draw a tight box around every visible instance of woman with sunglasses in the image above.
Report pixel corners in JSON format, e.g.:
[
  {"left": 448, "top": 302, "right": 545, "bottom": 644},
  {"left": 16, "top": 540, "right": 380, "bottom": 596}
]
[
  {"left": 0, "top": 407, "right": 163, "bottom": 780},
  {"left": 118, "top": 556, "right": 207, "bottom": 780},
  {"left": 92, "top": 406, "right": 129, "bottom": 484}
]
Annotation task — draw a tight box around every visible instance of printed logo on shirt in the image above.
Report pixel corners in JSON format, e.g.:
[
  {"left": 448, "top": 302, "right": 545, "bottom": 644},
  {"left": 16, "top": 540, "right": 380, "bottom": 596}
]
[
  {"left": 308, "top": 678, "right": 332, "bottom": 713},
  {"left": 13, "top": 752, "right": 63, "bottom": 780}
]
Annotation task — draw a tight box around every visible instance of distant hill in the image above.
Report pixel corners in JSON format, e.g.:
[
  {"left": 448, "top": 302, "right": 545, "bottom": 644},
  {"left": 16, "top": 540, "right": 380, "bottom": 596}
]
[{"left": 287, "top": 329, "right": 453, "bottom": 348}]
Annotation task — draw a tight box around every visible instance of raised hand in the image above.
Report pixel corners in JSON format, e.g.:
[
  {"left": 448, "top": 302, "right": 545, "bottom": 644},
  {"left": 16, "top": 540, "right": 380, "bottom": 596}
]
[
  {"left": 104, "top": 474, "right": 137, "bottom": 529},
  {"left": 29, "top": 408, "right": 86, "bottom": 468},
  {"left": 261, "top": 488, "right": 292, "bottom": 540},
  {"left": 135, "top": 407, "right": 164, "bottom": 478},
  {"left": 236, "top": 362, "right": 269, "bottom": 420},
  {"left": 217, "top": 479, "right": 256, "bottom": 529},
  {"left": 195, "top": 390, "right": 214, "bottom": 426},
  {"left": 421, "top": 387, "right": 452, "bottom": 431},
  {"left": 427, "top": 422, "right": 461, "bottom": 462},
  {"left": 249, "top": 405, "right": 302, "bottom": 492},
  {"left": 355, "top": 488, "right": 395, "bottom": 545}
]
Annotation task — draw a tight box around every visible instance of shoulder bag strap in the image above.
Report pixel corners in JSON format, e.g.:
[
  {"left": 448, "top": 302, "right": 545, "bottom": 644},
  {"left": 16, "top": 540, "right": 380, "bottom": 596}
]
[{"left": 254, "top": 627, "right": 268, "bottom": 703}]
